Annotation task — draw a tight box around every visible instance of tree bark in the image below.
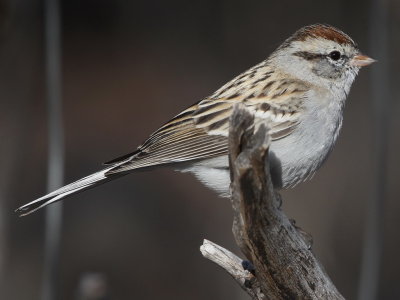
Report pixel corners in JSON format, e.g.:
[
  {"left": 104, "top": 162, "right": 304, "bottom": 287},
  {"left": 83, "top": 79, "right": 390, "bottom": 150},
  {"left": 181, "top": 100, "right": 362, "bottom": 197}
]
[{"left": 200, "top": 104, "right": 345, "bottom": 300}]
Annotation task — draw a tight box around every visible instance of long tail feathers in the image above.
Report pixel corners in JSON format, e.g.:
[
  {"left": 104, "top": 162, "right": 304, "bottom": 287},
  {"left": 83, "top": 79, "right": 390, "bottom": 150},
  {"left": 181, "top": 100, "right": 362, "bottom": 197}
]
[{"left": 15, "top": 166, "right": 126, "bottom": 216}]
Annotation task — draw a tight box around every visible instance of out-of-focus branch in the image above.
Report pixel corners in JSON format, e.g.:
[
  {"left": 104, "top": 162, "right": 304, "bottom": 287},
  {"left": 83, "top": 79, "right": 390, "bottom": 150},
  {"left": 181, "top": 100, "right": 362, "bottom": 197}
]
[
  {"left": 357, "top": 0, "right": 389, "bottom": 299},
  {"left": 201, "top": 104, "right": 344, "bottom": 299},
  {"left": 42, "top": 0, "right": 64, "bottom": 299}
]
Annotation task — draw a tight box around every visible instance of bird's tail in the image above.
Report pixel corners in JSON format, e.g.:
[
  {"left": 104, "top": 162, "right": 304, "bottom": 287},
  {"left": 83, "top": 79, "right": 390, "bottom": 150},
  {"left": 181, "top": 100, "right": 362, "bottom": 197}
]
[{"left": 15, "top": 166, "right": 126, "bottom": 216}]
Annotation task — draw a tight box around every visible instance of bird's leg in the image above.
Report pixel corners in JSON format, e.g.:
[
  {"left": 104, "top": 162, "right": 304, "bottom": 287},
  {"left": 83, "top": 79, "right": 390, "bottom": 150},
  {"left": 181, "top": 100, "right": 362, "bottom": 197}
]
[
  {"left": 274, "top": 191, "right": 283, "bottom": 209},
  {"left": 290, "top": 219, "right": 313, "bottom": 249}
]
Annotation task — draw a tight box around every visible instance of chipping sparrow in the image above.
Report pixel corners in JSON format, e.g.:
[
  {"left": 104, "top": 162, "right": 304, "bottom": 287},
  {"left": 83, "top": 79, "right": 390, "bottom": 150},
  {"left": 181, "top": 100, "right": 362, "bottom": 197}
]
[{"left": 17, "top": 24, "right": 375, "bottom": 216}]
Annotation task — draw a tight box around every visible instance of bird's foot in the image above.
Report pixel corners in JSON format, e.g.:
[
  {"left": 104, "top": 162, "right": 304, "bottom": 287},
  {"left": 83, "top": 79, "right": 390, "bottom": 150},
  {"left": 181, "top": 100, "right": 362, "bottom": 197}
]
[
  {"left": 290, "top": 219, "right": 313, "bottom": 250},
  {"left": 241, "top": 260, "right": 256, "bottom": 288},
  {"left": 242, "top": 260, "right": 256, "bottom": 275}
]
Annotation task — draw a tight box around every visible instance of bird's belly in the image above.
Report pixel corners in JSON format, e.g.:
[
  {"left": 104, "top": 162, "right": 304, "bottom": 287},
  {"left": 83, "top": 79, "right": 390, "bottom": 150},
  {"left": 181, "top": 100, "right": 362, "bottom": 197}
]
[
  {"left": 179, "top": 105, "right": 343, "bottom": 194},
  {"left": 178, "top": 134, "right": 340, "bottom": 196},
  {"left": 269, "top": 113, "right": 342, "bottom": 188},
  {"left": 178, "top": 156, "right": 231, "bottom": 197}
]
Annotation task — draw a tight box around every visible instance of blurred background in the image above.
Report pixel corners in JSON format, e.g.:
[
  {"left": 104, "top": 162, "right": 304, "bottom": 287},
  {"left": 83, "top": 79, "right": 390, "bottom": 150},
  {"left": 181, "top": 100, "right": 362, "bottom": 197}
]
[{"left": 1, "top": 0, "right": 399, "bottom": 299}]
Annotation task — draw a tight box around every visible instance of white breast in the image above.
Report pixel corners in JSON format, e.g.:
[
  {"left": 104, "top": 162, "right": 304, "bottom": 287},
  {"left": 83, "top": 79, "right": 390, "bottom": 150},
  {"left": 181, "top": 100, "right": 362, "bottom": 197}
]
[{"left": 269, "top": 88, "right": 345, "bottom": 188}]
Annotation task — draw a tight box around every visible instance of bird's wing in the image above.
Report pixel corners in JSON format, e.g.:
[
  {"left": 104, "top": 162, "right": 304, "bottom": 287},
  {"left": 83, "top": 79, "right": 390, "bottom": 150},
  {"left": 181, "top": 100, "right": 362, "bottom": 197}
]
[
  {"left": 105, "top": 70, "right": 308, "bottom": 175},
  {"left": 104, "top": 101, "right": 228, "bottom": 174}
]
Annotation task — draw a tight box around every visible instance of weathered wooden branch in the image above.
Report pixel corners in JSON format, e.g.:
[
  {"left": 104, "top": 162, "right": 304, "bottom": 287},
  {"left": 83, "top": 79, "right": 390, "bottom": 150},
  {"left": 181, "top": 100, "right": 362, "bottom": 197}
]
[
  {"left": 200, "top": 104, "right": 345, "bottom": 300},
  {"left": 200, "top": 239, "right": 264, "bottom": 300}
]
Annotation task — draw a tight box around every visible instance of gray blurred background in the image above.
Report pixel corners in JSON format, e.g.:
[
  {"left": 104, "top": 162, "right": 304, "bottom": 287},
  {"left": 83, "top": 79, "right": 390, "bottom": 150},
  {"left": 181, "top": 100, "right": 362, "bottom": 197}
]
[{"left": 1, "top": 0, "right": 399, "bottom": 299}]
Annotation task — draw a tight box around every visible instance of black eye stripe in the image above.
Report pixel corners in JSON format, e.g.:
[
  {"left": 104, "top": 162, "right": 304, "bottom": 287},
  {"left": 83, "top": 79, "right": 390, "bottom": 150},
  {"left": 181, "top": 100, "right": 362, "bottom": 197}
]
[
  {"left": 294, "top": 51, "right": 350, "bottom": 63},
  {"left": 293, "top": 51, "right": 325, "bottom": 60}
]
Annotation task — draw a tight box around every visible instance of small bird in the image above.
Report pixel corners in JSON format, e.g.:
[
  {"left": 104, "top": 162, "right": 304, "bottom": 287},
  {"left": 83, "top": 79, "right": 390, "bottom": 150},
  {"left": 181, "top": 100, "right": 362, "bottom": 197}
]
[{"left": 17, "top": 24, "right": 375, "bottom": 216}]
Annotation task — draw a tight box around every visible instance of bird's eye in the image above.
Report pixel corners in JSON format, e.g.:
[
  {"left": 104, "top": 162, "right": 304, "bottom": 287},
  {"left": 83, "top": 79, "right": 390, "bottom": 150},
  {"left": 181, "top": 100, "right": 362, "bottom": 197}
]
[{"left": 329, "top": 51, "right": 341, "bottom": 61}]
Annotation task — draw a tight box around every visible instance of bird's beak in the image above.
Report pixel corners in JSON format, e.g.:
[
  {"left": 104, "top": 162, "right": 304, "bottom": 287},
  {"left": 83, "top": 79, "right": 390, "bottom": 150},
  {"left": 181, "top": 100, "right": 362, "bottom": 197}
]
[{"left": 350, "top": 54, "right": 376, "bottom": 67}]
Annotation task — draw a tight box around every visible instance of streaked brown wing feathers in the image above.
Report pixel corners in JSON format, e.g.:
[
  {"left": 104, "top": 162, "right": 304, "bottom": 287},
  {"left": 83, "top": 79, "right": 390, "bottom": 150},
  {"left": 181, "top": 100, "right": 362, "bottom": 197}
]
[
  {"left": 105, "top": 102, "right": 229, "bottom": 174},
  {"left": 106, "top": 125, "right": 228, "bottom": 174},
  {"left": 105, "top": 74, "right": 306, "bottom": 174}
]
